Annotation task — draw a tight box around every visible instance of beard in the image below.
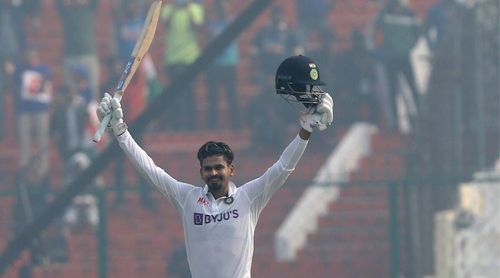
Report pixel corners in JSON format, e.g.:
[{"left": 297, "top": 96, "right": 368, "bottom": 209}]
[
  {"left": 207, "top": 182, "right": 222, "bottom": 192},
  {"left": 207, "top": 176, "right": 223, "bottom": 191}
]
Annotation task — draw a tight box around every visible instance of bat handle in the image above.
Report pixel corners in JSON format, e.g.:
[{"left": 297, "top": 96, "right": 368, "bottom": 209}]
[
  {"left": 93, "top": 114, "right": 111, "bottom": 143},
  {"left": 93, "top": 93, "right": 122, "bottom": 143}
]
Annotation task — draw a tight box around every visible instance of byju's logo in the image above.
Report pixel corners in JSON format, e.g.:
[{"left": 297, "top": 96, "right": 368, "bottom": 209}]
[
  {"left": 194, "top": 213, "right": 204, "bottom": 225},
  {"left": 193, "top": 210, "right": 239, "bottom": 226}
]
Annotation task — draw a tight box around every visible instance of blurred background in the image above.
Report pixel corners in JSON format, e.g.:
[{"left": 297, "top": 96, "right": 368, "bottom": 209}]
[{"left": 0, "top": 0, "right": 498, "bottom": 277}]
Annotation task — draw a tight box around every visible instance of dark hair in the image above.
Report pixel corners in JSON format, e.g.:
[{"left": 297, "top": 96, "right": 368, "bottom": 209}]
[{"left": 197, "top": 141, "right": 234, "bottom": 165}]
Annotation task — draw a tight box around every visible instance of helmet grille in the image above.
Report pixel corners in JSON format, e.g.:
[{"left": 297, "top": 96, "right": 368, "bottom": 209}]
[{"left": 277, "top": 82, "right": 326, "bottom": 107}]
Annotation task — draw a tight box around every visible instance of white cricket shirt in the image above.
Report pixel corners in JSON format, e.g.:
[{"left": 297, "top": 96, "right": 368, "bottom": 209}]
[{"left": 117, "top": 131, "right": 308, "bottom": 278}]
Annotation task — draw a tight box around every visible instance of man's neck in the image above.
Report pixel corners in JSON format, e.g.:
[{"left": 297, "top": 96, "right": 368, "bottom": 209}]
[{"left": 210, "top": 190, "right": 228, "bottom": 200}]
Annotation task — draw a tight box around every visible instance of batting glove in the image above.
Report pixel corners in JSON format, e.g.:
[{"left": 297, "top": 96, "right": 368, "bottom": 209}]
[
  {"left": 96, "top": 93, "right": 127, "bottom": 136},
  {"left": 299, "top": 93, "right": 333, "bottom": 132}
]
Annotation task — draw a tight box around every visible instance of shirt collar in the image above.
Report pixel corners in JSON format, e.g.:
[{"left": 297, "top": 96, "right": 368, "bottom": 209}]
[{"left": 203, "top": 181, "right": 236, "bottom": 198}]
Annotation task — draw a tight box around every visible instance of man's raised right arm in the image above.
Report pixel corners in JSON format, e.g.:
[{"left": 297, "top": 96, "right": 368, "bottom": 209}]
[{"left": 96, "top": 93, "right": 194, "bottom": 210}]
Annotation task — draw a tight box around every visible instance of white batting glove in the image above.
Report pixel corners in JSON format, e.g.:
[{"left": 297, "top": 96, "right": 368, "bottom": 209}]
[
  {"left": 299, "top": 93, "right": 334, "bottom": 132},
  {"left": 96, "top": 93, "right": 127, "bottom": 136}
]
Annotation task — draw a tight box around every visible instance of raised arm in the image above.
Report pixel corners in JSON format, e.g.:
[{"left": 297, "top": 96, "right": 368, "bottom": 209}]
[
  {"left": 242, "top": 92, "right": 333, "bottom": 214},
  {"left": 96, "top": 93, "right": 194, "bottom": 211}
]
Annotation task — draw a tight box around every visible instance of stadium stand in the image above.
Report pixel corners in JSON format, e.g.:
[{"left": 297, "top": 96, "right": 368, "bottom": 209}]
[{"left": 4, "top": 0, "right": 496, "bottom": 277}]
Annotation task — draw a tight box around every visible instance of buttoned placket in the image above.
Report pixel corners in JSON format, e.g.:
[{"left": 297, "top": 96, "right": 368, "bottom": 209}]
[
  {"left": 204, "top": 192, "right": 218, "bottom": 211},
  {"left": 202, "top": 182, "right": 237, "bottom": 211},
  {"left": 212, "top": 196, "right": 220, "bottom": 211}
]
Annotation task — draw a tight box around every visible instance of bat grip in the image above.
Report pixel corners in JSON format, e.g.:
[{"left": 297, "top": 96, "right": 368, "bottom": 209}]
[{"left": 93, "top": 114, "right": 111, "bottom": 143}]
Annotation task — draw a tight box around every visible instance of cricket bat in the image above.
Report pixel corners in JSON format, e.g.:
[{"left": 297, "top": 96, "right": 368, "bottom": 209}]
[{"left": 93, "top": 0, "right": 162, "bottom": 142}]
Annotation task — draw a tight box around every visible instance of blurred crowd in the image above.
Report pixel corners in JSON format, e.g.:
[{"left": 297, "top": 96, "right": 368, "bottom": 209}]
[{"left": 1, "top": 0, "right": 464, "bottom": 265}]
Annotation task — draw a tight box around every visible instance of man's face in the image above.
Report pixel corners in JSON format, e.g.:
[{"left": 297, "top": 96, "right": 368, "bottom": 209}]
[{"left": 200, "top": 155, "right": 234, "bottom": 193}]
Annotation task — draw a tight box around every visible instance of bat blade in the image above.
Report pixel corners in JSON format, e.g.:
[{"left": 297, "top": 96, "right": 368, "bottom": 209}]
[
  {"left": 93, "top": 0, "right": 162, "bottom": 142},
  {"left": 114, "top": 0, "right": 162, "bottom": 100}
]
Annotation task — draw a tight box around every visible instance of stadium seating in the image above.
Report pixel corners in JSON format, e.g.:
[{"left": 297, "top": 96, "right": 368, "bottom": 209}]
[
  {"left": 250, "top": 131, "right": 409, "bottom": 277},
  {"left": 0, "top": 0, "right": 437, "bottom": 277}
]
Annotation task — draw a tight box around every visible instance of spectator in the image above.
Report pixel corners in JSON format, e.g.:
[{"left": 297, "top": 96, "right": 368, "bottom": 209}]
[
  {"left": 332, "top": 30, "right": 379, "bottom": 126},
  {"left": 0, "top": 0, "right": 40, "bottom": 140},
  {"left": 0, "top": 0, "right": 40, "bottom": 59},
  {"left": 423, "top": 0, "right": 456, "bottom": 55},
  {"left": 374, "top": 0, "right": 421, "bottom": 131},
  {"left": 71, "top": 64, "right": 93, "bottom": 106},
  {"left": 55, "top": 0, "right": 100, "bottom": 102},
  {"left": 252, "top": 5, "right": 298, "bottom": 89},
  {"left": 1, "top": 59, "right": 15, "bottom": 142},
  {"left": 55, "top": 64, "right": 97, "bottom": 157},
  {"left": 247, "top": 75, "right": 294, "bottom": 155},
  {"left": 143, "top": 54, "right": 162, "bottom": 105},
  {"left": 100, "top": 55, "right": 125, "bottom": 95},
  {"left": 294, "top": 0, "right": 333, "bottom": 46},
  {"left": 63, "top": 194, "right": 99, "bottom": 233},
  {"left": 14, "top": 46, "right": 52, "bottom": 181},
  {"left": 115, "top": 0, "right": 146, "bottom": 63},
  {"left": 51, "top": 81, "right": 89, "bottom": 162},
  {"left": 161, "top": 0, "right": 204, "bottom": 131},
  {"left": 62, "top": 152, "right": 100, "bottom": 234},
  {"left": 205, "top": 0, "right": 240, "bottom": 129}
]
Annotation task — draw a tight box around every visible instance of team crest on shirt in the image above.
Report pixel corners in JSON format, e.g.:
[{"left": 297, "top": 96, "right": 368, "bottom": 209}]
[{"left": 197, "top": 197, "right": 209, "bottom": 206}]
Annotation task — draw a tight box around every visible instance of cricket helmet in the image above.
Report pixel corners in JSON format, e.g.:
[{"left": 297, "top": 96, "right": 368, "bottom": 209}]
[{"left": 275, "top": 55, "right": 327, "bottom": 107}]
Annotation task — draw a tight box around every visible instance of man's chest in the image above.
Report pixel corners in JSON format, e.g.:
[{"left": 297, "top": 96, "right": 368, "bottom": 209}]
[{"left": 183, "top": 193, "right": 254, "bottom": 240}]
